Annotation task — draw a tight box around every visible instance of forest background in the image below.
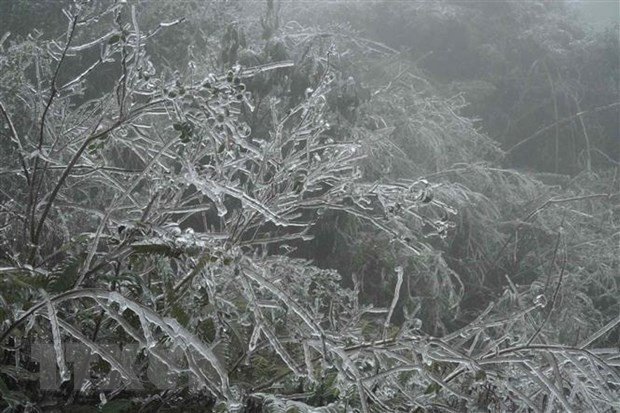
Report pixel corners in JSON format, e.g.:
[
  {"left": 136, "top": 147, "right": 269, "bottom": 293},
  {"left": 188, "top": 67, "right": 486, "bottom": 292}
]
[{"left": 0, "top": 0, "right": 618, "bottom": 412}]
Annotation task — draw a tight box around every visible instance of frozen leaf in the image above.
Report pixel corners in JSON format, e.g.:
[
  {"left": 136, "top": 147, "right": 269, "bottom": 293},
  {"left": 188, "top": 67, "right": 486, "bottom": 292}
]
[{"left": 534, "top": 294, "right": 548, "bottom": 308}]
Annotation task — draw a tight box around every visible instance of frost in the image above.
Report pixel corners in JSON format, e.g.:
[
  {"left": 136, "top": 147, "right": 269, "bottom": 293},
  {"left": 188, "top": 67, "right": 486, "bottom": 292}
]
[
  {"left": 56, "top": 318, "right": 141, "bottom": 386},
  {"left": 248, "top": 325, "right": 261, "bottom": 352},
  {"left": 4, "top": 22, "right": 615, "bottom": 413},
  {"left": 139, "top": 309, "right": 157, "bottom": 349},
  {"left": 165, "top": 224, "right": 182, "bottom": 236},
  {"left": 534, "top": 294, "right": 548, "bottom": 308},
  {"left": 383, "top": 266, "right": 404, "bottom": 339},
  {"left": 303, "top": 341, "right": 316, "bottom": 383}
]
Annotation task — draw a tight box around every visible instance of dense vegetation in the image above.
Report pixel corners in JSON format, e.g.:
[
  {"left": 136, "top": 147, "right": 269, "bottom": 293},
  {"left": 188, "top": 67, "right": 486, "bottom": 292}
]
[{"left": 0, "top": 1, "right": 618, "bottom": 412}]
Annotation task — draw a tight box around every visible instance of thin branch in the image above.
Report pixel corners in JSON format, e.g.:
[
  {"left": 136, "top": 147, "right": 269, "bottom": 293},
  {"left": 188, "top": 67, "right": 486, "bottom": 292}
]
[
  {"left": 383, "top": 266, "right": 404, "bottom": 340},
  {"left": 527, "top": 241, "right": 567, "bottom": 345},
  {"left": 505, "top": 101, "right": 620, "bottom": 155},
  {"left": 543, "top": 232, "right": 561, "bottom": 293},
  {"left": 29, "top": 120, "right": 122, "bottom": 264},
  {"left": 0, "top": 101, "right": 31, "bottom": 185},
  {"left": 485, "top": 192, "right": 612, "bottom": 278},
  {"left": 579, "top": 314, "right": 620, "bottom": 349},
  {"left": 73, "top": 134, "right": 177, "bottom": 287},
  {"left": 30, "top": 13, "right": 80, "bottom": 240}
]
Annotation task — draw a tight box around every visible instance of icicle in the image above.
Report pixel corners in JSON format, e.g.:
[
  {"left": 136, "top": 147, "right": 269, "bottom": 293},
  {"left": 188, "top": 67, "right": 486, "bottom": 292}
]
[
  {"left": 249, "top": 325, "right": 261, "bottom": 352},
  {"left": 139, "top": 309, "right": 156, "bottom": 349},
  {"left": 215, "top": 183, "right": 291, "bottom": 227},
  {"left": 214, "top": 196, "right": 228, "bottom": 217},
  {"left": 303, "top": 341, "right": 316, "bottom": 383},
  {"left": 43, "top": 293, "right": 71, "bottom": 383},
  {"left": 56, "top": 318, "right": 140, "bottom": 386},
  {"left": 256, "top": 300, "right": 280, "bottom": 310},
  {"left": 184, "top": 164, "right": 228, "bottom": 217},
  {"left": 99, "top": 392, "right": 107, "bottom": 406},
  {"left": 383, "top": 266, "right": 404, "bottom": 340},
  {"left": 159, "top": 316, "right": 231, "bottom": 397}
]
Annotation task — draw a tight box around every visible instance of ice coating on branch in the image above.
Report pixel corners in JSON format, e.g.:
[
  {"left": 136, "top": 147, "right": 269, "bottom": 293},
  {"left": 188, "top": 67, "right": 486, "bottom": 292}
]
[
  {"left": 44, "top": 295, "right": 71, "bottom": 383},
  {"left": 303, "top": 340, "right": 316, "bottom": 383},
  {"left": 534, "top": 294, "right": 548, "bottom": 308},
  {"left": 138, "top": 308, "right": 157, "bottom": 349},
  {"left": 249, "top": 325, "right": 261, "bottom": 352},
  {"left": 183, "top": 162, "right": 228, "bottom": 217},
  {"left": 183, "top": 162, "right": 290, "bottom": 226},
  {"left": 74, "top": 291, "right": 233, "bottom": 398}
]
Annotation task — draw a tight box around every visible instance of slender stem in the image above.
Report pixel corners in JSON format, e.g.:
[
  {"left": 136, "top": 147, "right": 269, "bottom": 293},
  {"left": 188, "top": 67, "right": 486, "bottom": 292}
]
[
  {"left": 526, "top": 240, "right": 566, "bottom": 346},
  {"left": 29, "top": 121, "right": 122, "bottom": 264},
  {"left": 29, "top": 13, "right": 80, "bottom": 246},
  {"left": 575, "top": 99, "right": 592, "bottom": 173},
  {"left": 74, "top": 135, "right": 176, "bottom": 287},
  {"left": 505, "top": 102, "right": 619, "bottom": 155},
  {"left": 0, "top": 101, "right": 30, "bottom": 185},
  {"left": 543, "top": 62, "right": 560, "bottom": 173}
]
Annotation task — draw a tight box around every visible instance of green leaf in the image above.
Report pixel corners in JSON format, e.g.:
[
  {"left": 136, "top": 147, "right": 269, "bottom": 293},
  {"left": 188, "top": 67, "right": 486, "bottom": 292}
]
[
  {"left": 130, "top": 242, "right": 182, "bottom": 258},
  {"left": 171, "top": 303, "right": 190, "bottom": 327},
  {"left": 0, "top": 376, "right": 9, "bottom": 395},
  {"left": 108, "top": 34, "right": 121, "bottom": 45},
  {"left": 1, "top": 268, "right": 48, "bottom": 290},
  {"left": 0, "top": 377, "right": 29, "bottom": 408},
  {"left": 423, "top": 381, "right": 441, "bottom": 395},
  {"left": 49, "top": 254, "right": 84, "bottom": 293},
  {"left": 474, "top": 369, "right": 487, "bottom": 382}
]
